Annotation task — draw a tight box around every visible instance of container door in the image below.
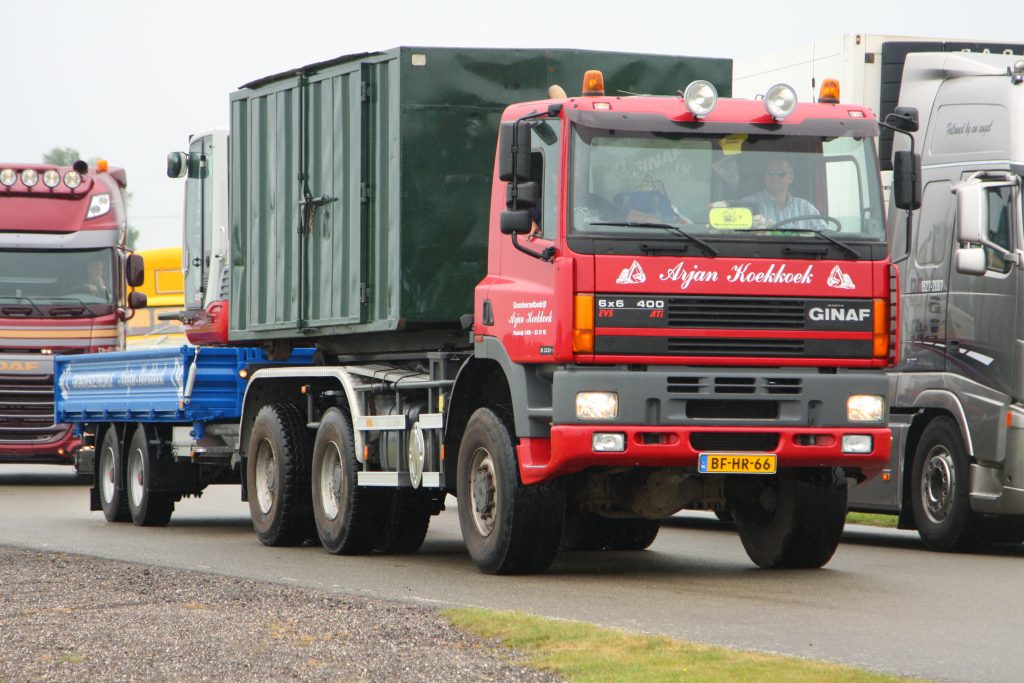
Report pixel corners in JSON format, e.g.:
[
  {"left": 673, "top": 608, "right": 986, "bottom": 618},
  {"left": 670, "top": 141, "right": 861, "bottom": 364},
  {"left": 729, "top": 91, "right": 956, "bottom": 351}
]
[{"left": 298, "top": 67, "right": 366, "bottom": 330}]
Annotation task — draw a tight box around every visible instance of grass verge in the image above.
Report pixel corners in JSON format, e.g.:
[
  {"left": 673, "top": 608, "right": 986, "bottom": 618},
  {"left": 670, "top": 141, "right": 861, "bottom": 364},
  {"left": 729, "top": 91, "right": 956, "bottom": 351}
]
[
  {"left": 445, "top": 608, "right": 927, "bottom": 682},
  {"left": 846, "top": 512, "right": 899, "bottom": 528}
]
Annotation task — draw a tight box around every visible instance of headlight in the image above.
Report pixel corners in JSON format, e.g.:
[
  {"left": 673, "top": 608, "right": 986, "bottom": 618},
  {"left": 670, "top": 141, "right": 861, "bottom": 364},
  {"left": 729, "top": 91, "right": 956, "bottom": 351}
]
[
  {"left": 576, "top": 391, "right": 618, "bottom": 420},
  {"left": 0, "top": 169, "right": 16, "bottom": 187},
  {"left": 847, "top": 394, "right": 884, "bottom": 422},
  {"left": 592, "top": 433, "right": 626, "bottom": 452},
  {"left": 842, "top": 435, "right": 873, "bottom": 454},
  {"left": 20, "top": 169, "right": 39, "bottom": 187},
  {"left": 42, "top": 170, "right": 61, "bottom": 188},
  {"left": 86, "top": 193, "right": 111, "bottom": 218},
  {"left": 683, "top": 80, "right": 718, "bottom": 118},
  {"left": 64, "top": 171, "right": 82, "bottom": 189},
  {"left": 764, "top": 83, "right": 798, "bottom": 120}
]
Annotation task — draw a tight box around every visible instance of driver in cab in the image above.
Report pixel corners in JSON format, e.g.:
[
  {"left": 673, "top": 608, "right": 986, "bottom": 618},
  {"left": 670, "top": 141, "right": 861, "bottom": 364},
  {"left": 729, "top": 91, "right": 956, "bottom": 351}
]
[{"left": 742, "top": 158, "right": 820, "bottom": 229}]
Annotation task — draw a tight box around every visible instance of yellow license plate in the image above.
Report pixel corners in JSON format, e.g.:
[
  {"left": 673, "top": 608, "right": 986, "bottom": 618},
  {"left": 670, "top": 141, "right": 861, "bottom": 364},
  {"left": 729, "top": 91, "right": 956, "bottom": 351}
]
[{"left": 698, "top": 453, "right": 777, "bottom": 474}]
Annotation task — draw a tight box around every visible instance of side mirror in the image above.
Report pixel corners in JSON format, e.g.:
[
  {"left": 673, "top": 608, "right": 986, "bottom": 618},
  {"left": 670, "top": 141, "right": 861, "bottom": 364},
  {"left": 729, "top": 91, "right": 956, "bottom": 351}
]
[
  {"left": 955, "top": 248, "right": 987, "bottom": 276},
  {"left": 128, "top": 290, "right": 148, "bottom": 309},
  {"left": 884, "top": 107, "right": 919, "bottom": 133},
  {"left": 506, "top": 181, "right": 539, "bottom": 210},
  {"left": 955, "top": 181, "right": 986, "bottom": 244},
  {"left": 166, "top": 152, "right": 188, "bottom": 179},
  {"left": 126, "top": 253, "right": 145, "bottom": 288},
  {"left": 500, "top": 210, "right": 534, "bottom": 235},
  {"left": 892, "top": 151, "right": 921, "bottom": 211},
  {"left": 498, "top": 121, "right": 532, "bottom": 182}
]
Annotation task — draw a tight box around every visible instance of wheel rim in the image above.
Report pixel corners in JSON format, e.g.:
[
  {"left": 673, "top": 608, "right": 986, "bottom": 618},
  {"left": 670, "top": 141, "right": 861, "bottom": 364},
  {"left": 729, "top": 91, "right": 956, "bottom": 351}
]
[
  {"left": 468, "top": 446, "right": 497, "bottom": 537},
  {"left": 99, "top": 445, "right": 116, "bottom": 505},
  {"left": 319, "top": 441, "right": 343, "bottom": 521},
  {"left": 922, "top": 445, "right": 956, "bottom": 524},
  {"left": 127, "top": 446, "right": 144, "bottom": 508},
  {"left": 254, "top": 438, "right": 277, "bottom": 515}
]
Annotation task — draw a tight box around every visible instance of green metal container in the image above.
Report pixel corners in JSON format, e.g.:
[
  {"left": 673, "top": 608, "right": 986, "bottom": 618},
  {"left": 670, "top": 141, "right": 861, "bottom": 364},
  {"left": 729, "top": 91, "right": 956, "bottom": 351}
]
[{"left": 228, "top": 47, "right": 731, "bottom": 346}]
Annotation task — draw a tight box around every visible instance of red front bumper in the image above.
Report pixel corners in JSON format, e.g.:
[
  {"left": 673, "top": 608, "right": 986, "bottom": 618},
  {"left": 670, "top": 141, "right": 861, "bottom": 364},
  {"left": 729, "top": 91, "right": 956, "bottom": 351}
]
[
  {"left": 517, "top": 425, "right": 891, "bottom": 485},
  {"left": 0, "top": 427, "right": 80, "bottom": 465}
]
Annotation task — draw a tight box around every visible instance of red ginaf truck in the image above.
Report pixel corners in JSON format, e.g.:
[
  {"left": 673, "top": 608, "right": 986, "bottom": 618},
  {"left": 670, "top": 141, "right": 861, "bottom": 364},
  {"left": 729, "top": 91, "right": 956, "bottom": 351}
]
[
  {"left": 0, "top": 160, "right": 143, "bottom": 464},
  {"left": 55, "top": 48, "right": 900, "bottom": 573}
]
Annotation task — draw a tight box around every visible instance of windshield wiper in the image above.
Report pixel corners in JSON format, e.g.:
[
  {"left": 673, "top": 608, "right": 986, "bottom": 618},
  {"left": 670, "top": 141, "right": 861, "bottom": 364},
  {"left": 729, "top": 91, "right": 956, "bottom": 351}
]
[
  {"left": 47, "top": 296, "right": 104, "bottom": 317},
  {"left": 589, "top": 221, "right": 719, "bottom": 257},
  {"left": 0, "top": 296, "right": 43, "bottom": 317},
  {"left": 759, "top": 227, "right": 861, "bottom": 259}
]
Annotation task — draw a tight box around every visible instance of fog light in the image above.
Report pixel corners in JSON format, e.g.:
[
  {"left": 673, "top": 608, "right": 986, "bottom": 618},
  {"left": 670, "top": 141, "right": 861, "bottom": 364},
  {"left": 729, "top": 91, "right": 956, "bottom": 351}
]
[
  {"left": 593, "top": 433, "right": 626, "bottom": 452},
  {"left": 848, "top": 394, "right": 884, "bottom": 421},
  {"left": 576, "top": 391, "right": 618, "bottom": 420},
  {"left": 842, "top": 434, "right": 873, "bottom": 454}
]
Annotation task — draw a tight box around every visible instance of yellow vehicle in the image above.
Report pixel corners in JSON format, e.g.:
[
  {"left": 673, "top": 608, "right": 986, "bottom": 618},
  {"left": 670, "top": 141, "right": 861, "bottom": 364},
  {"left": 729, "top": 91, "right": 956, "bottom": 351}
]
[{"left": 126, "top": 246, "right": 187, "bottom": 348}]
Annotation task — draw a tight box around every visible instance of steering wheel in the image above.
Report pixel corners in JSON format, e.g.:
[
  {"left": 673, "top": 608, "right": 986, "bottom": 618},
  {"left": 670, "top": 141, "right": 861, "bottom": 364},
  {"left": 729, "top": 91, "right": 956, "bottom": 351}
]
[{"left": 771, "top": 214, "right": 842, "bottom": 232}]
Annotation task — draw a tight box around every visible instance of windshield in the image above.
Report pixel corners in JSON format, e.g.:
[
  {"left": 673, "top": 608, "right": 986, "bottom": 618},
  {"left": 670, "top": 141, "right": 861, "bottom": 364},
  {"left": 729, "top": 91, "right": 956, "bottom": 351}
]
[
  {"left": 569, "top": 127, "right": 885, "bottom": 253},
  {"left": 0, "top": 248, "right": 115, "bottom": 316}
]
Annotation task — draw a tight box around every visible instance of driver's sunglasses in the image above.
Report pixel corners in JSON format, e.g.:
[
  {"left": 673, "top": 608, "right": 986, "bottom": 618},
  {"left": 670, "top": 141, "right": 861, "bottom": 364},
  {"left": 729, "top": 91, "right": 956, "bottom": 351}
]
[{"left": 765, "top": 170, "right": 788, "bottom": 177}]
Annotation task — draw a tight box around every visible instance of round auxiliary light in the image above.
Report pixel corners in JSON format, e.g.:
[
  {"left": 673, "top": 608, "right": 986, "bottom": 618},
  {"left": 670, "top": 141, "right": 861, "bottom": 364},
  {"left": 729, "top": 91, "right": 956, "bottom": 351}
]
[
  {"left": 42, "top": 170, "right": 61, "bottom": 188},
  {"left": 683, "top": 80, "right": 718, "bottom": 118},
  {"left": 21, "top": 169, "right": 39, "bottom": 188},
  {"left": 0, "top": 168, "right": 16, "bottom": 187},
  {"left": 1014, "top": 60, "right": 1024, "bottom": 75},
  {"left": 764, "top": 83, "right": 798, "bottom": 120},
  {"left": 63, "top": 171, "right": 82, "bottom": 189}
]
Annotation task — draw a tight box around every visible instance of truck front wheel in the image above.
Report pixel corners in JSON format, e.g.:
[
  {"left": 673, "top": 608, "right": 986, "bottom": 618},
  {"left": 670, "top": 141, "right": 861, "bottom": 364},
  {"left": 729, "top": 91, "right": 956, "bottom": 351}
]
[
  {"left": 729, "top": 469, "right": 847, "bottom": 569},
  {"left": 246, "top": 403, "right": 313, "bottom": 546},
  {"left": 98, "top": 426, "right": 130, "bottom": 523},
  {"left": 126, "top": 426, "right": 174, "bottom": 527},
  {"left": 911, "top": 417, "right": 978, "bottom": 551},
  {"left": 456, "top": 408, "right": 564, "bottom": 574},
  {"left": 311, "top": 408, "right": 383, "bottom": 554}
]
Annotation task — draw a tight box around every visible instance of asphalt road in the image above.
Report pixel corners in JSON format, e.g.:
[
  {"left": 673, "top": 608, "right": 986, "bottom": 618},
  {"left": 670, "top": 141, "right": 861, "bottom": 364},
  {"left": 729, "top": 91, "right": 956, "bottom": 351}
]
[{"left": 2, "top": 465, "right": 1022, "bottom": 683}]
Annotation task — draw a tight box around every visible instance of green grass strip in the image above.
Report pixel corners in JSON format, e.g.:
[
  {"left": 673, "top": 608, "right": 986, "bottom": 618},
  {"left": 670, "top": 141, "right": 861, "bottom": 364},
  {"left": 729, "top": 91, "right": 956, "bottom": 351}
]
[
  {"left": 846, "top": 512, "right": 899, "bottom": 528},
  {"left": 445, "top": 608, "right": 929, "bottom": 683}
]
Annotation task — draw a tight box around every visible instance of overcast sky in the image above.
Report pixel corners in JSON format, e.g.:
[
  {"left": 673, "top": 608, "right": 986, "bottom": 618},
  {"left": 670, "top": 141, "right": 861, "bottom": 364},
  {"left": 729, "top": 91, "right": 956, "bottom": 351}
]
[{"left": 6, "top": 1, "right": 1021, "bottom": 250}]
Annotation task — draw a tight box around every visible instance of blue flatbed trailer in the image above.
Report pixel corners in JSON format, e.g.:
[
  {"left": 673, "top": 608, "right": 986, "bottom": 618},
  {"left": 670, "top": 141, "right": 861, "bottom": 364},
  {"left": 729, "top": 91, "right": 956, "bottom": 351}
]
[{"left": 54, "top": 345, "right": 314, "bottom": 523}]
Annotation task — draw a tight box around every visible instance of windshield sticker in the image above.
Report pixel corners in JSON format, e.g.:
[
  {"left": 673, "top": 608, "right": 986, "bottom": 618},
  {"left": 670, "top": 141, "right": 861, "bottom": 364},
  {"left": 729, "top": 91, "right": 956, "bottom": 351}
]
[
  {"left": 708, "top": 206, "right": 753, "bottom": 230},
  {"left": 717, "top": 134, "right": 747, "bottom": 156},
  {"left": 616, "top": 260, "right": 647, "bottom": 284}
]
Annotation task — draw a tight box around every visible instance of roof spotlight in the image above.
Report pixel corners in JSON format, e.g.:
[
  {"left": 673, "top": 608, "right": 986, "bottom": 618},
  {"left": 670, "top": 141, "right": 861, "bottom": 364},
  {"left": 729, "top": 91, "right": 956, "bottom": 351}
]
[
  {"left": 683, "top": 80, "right": 718, "bottom": 118},
  {"left": 764, "top": 83, "right": 798, "bottom": 120}
]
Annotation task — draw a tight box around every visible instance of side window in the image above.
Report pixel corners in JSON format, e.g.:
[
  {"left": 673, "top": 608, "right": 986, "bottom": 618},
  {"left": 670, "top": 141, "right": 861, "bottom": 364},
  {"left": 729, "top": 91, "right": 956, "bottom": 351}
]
[
  {"left": 914, "top": 182, "right": 953, "bottom": 267},
  {"left": 531, "top": 119, "right": 561, "bottom": 240},
  {"left": 983, "top": 186, "right": 1013, "bottom": 273}
]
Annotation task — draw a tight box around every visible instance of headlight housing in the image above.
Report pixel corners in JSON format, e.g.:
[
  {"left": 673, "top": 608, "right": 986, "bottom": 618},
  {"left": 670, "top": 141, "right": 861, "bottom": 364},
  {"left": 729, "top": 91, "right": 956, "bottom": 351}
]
[
  {"left": 42, "top": 170, "right": 61, "bottom": 188},
  {"left": 20, "top": 169, "right": 39, "bottom": 187},
  {"left": 86, "top": 193, "right": 111, "bottom": 218},
  {"left": 576, "top": 391, "right": 618, "bottom": 420},
  {"left": 683, "top": 80, "right": 718, "bottom": 118},
  {"left": 64, "top": 171, "right": 82, "bottom": 189},
  {"left": 847, "top": 394, "right": 884, "bottom": 422},
  {"left": 764, "top": 83, "right": 798, "bottom": 120},
  {"left": 0, "top": 168, "right": 16, "bottom": 187}
]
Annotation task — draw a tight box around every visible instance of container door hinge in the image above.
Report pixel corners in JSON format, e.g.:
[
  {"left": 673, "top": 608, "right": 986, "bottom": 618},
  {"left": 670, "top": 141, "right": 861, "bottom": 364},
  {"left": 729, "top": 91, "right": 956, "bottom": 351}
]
[
  {"left": 361, "top": 81, "right": 371, "bottom": 101},
  {"left": 360, "top": 183, "right": 372, "bottom": 203},
  {"left": 359, "top": 283, "right": 369, "bottom": 305}
]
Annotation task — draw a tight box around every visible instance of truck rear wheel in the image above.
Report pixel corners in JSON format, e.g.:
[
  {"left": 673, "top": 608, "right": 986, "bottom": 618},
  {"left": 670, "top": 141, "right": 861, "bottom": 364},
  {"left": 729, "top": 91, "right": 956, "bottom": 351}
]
[
  {"left": 246, "top": 403, "right": 313, "bottom": 547},
  {"left": 126, "top": 426, "right": 174, "bottom": 527},
  {"left": 456, "top": 408, "right": 564, "bottom": 574},
  {"left": 911, "top": 417, "right": 979, "bottom": 551},
  {"left": 98, "top": 426, "right": 130, "bottom": 523},
  {"left": 729, "top": 469, "right": 847, "bottom": 569},
  {"left": 311, "top": 408, "right": 383, "bottom": 554},
  {"left": 375, "top": 490, "right": 433, "bottom": 554}
]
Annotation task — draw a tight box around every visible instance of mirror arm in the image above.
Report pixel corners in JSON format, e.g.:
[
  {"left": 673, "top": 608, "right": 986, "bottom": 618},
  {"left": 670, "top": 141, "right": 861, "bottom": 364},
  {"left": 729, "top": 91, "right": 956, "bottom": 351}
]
[
  {"left": 511, "top": 233, "right": 556, "bottom": 262},
  {"left": 506, "top": 104, "right": 563, "bottom": 264}
]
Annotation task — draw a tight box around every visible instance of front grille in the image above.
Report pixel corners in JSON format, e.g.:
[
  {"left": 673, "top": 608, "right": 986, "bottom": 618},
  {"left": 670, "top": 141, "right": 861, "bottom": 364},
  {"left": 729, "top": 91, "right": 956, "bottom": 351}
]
[
  {"left": 667, "top": 338, "right": 805, "bottom": 356},
  {"left": 0, "top": 373, "right": 59, "bottom": 443},
  {"left": 667, "top": 376, "right": 804, "bottom": 396},
  {"left": 667, "top": 297, "right": 805, "bottom": 329},
  {"left": 687, "top": 400, "right": 779, "bottom": 419},
  {"left": 690, "top": 432, "right": 779, "bottom": 452}
]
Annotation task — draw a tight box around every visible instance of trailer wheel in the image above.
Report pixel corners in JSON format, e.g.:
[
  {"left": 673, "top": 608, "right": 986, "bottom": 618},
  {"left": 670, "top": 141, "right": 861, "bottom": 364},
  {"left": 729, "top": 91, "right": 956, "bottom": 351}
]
[
  {"left": 729, "top": 469, "right": 847, "bottom": 569},
  {"left": 246, "top": 403, "right": 313, "bottom": 547},
  {"left": 126, "top": 426, "right": 174, "bottom": 527},
  {"left": 311, "top": 408, "right": 383, "bottom": 554},
  {"left": 374, "top": 490, "right": 433, "bottom": 554},
  {"left": 98, "top": 426, "right": 130, "bottom": 523},
  {"left": 911, "top": 417, "right": 979, "bottom": 551},
  {"left": 457, "top": 408, "right": 564, "bottom": 574}
]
